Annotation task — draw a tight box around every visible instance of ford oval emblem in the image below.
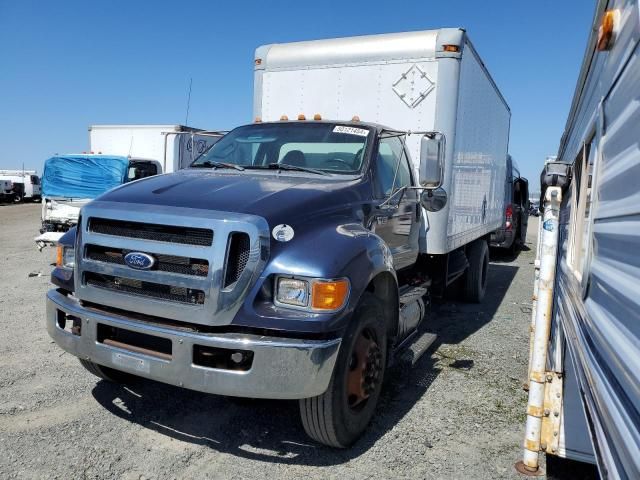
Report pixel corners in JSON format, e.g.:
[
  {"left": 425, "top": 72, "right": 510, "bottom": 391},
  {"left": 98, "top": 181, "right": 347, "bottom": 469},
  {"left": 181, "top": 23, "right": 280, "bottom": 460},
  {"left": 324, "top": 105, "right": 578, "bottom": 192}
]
[{"left": 124, "top": 252, "right": 156, "bottom": 270}]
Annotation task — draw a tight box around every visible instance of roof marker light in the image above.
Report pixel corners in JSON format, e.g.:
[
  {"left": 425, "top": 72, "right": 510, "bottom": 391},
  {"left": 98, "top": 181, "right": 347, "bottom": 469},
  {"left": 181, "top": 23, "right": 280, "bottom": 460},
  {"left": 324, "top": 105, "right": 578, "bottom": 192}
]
[
  {"left": 254, "top": 117, "right": 262, "bottom": 123},
  {"left": 254, "top": 58, "right": 262, "bottom": 66},
  {"left": 443, "top": 44, "right": 460, "bottom": 53},
  {"left": 313, "top": 114, "right": 322, "bottom": 121},
  {"left": 280, "top": 115, "right": 289, "bottom": 121},
  {"left": 298, "top": 114, "right": 306, "bottom": 120},
  {"left": 597, "top": 10, "right": 617, "bottom": 51},
  {"left": 352, "top": 115, "right": 360, "bottom": 122}
]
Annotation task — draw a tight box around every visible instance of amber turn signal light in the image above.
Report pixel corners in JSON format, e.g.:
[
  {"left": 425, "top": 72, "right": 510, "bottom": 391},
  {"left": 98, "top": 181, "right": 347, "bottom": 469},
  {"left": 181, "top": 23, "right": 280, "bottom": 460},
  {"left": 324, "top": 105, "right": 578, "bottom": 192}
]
[
  {"left": 311, "top": 279, "right": 349, "bottom": 311},
  {"left": 56, "top": 246, "right": 63, "bottom": 267}
]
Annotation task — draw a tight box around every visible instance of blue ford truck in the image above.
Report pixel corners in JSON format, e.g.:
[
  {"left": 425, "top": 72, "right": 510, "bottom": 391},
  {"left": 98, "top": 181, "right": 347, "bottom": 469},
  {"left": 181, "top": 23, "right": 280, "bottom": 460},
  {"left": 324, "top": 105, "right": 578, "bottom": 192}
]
[{"left": 47, "top": 29, "right": 510, "bottom": 447}]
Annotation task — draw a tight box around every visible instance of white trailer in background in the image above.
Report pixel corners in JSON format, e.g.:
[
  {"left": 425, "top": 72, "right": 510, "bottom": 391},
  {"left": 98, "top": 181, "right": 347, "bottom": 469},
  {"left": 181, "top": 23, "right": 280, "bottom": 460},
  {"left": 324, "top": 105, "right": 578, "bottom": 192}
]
[
  {"left": 89, "top": 124, "right": 224, "bottom": 176},
  {"left": 254, "top": 28, "right": 510, "bottom": 256}
]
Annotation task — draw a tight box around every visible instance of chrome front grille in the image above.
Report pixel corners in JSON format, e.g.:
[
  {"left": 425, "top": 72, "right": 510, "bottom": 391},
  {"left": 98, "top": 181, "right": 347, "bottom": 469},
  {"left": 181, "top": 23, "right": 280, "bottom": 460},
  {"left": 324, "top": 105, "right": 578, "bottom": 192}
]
[
  {"left": 89, "top": 217, "right": 214, "bottom": 246},
  {"left": 76, "top": 201, "right": 269, "bottom": 326},
  {"left": 84, "top": 272, "right": 206, "bottom": 305},
  {"left": 85, "top": 244, "right": 209, "bottom": 277}
]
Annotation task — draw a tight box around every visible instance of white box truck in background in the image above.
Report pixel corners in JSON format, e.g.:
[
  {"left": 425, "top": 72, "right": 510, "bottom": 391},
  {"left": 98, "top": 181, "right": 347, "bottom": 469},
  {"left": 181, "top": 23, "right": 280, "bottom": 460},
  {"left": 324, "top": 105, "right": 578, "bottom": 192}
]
[
  {"left": 34, "top": 125, "right": 223, "bottom": 248},
  {"left": 89, "top": 124, "right": 223, "bottom": 175},
  {"left": 254, "top": 28, "right": 510, "bottom": 256}
]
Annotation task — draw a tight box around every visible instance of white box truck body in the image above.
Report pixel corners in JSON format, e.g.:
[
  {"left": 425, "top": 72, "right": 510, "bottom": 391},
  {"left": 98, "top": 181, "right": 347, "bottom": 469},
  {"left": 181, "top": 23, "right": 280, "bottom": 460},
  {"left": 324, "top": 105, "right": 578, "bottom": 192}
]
[
  {"left": 89, "top": 124, "right": 222, "bottom": 174},
  {"left": 254, "top": 28, "right": 510, "bottom": 254}
]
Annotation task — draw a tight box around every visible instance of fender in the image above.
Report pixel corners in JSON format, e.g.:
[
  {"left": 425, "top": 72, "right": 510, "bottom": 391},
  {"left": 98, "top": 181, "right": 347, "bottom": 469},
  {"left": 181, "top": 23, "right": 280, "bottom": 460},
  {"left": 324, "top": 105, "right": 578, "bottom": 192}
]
[{"left": 232, "top": 218, "right": 398, "bottom": 334}]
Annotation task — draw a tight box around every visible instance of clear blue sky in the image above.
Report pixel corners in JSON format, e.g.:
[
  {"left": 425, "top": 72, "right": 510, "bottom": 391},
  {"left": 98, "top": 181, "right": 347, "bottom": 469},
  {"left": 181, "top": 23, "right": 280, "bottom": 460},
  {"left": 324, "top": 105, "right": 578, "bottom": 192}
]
[{"left": 0, "top": 0, "right": 594, "bottom": 185}]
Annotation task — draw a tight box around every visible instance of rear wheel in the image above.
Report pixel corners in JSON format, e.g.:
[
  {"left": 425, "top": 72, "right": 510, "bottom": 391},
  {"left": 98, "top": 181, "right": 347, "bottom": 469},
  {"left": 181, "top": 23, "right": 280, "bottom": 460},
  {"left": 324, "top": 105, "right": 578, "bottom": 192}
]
[
  {"left": 79, "top": 359, "right": 136, "bottom": 383},
  {"left": 462, "top": 239, "right": 489, "bottom": 303},
  {"left": 299, "top": 293, "right": 387, "bottom": 448}
]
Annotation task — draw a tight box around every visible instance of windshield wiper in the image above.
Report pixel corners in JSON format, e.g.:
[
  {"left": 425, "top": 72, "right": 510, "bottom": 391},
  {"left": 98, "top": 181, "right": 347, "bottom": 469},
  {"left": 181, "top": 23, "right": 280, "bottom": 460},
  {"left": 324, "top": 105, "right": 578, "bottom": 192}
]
[
  {"left": 265, "top": 163, "right": 329, "bottom": 176},
  {"left": 192, "top": 160, "right": 244, "bottom": 171}
]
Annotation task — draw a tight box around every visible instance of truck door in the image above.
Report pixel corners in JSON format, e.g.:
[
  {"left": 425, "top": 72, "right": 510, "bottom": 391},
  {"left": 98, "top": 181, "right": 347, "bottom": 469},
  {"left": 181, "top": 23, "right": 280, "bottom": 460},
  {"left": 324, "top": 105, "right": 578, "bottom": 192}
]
[{"left": 372, "top": 135, "right": 420, "bottom": 270}]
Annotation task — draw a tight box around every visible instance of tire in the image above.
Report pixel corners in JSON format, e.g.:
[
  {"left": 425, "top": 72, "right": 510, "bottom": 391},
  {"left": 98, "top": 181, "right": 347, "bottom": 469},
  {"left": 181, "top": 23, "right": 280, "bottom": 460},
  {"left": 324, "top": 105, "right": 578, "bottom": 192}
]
[
  {"left": 462, "top": 238, "right": 489, "bottom": 303},
  {"left": 79, "top": 359, "right": 136, "bottom": 384},
  {"left": 299, "top": 293, "right": 387, "bottom": 448},
  {"left": 13, "top": 192, "right": 23, "bottom": 203}
]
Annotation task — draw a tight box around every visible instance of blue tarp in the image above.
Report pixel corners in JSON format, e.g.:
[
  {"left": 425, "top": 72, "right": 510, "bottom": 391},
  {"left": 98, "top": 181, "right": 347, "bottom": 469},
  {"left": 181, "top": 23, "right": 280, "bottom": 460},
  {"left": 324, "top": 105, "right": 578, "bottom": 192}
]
[{"left": 42, "top": 155, "right": 129, "bottom": 199}]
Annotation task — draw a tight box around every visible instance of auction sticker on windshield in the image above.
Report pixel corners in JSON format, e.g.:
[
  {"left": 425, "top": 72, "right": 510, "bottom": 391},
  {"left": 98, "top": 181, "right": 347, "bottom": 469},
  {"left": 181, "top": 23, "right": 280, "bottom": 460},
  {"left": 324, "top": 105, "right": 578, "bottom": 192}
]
[{"left": 333, "top": 125, "right": 369, "bottom": 137}]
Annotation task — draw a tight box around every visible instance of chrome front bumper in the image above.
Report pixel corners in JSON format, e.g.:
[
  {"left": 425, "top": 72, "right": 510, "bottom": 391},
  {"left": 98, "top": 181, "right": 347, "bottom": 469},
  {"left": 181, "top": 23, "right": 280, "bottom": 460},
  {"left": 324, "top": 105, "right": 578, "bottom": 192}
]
[{"left": 47, "top": 289, "right": 341, "bottom": 399}]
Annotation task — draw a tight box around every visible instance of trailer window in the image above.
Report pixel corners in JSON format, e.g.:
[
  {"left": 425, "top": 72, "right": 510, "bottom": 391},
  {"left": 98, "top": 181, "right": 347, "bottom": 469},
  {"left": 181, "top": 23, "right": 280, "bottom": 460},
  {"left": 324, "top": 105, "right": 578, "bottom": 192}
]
[{"left": 568, "top": 136, "right": 596, "bottom": 281}]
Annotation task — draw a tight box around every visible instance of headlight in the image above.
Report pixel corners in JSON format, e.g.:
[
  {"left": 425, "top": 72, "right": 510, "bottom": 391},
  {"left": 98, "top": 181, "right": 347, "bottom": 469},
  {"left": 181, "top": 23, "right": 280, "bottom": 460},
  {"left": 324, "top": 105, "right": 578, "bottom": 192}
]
[
  {"left": 276, "top": 278, "right": 309, "bottom": 307},
  {"left": 275, "top": 277, "right": 350, "bottom": 312},
  {"left": 56, "top": 245, "right": 75, "bottom": 269}
]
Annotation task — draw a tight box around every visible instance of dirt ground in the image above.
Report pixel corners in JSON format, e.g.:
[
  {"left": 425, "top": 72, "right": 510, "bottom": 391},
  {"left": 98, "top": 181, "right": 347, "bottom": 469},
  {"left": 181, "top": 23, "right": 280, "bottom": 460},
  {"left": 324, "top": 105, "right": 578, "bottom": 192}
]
[{"left": 0, "top": 202, "right": 540, "bottom": 479}]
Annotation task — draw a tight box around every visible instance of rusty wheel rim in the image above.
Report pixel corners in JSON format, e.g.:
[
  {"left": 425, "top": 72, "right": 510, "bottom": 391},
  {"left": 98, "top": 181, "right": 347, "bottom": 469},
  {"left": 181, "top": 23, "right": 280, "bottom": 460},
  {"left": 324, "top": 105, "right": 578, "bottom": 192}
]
[{"left": 346, "top": 328, "right": 382, "bottom": 411}]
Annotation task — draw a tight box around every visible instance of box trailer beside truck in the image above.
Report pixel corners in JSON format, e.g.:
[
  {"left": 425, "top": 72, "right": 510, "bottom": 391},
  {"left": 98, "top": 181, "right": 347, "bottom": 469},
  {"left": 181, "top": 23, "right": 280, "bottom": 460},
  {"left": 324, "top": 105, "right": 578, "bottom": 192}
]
[
  {"left": 46, "top": 28, "right": 510, "bottom": 447},
  {"left": 89, "top": 124, "right": 224, "bottom": 175},
  {"left": 517, "top": 1, "right": 640, "bottom": 477}
]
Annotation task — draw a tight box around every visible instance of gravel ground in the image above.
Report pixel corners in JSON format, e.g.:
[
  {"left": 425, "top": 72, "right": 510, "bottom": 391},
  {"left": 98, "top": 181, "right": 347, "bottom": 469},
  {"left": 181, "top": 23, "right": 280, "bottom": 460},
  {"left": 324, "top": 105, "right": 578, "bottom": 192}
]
[{"left": 0, "top": 202, "right": 540, "bottom": 479}]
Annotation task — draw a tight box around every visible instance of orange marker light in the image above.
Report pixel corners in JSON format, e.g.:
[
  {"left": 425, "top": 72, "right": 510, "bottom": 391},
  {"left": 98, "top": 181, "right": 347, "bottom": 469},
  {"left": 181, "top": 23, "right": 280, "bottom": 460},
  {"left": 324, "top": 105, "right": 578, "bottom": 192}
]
[
  {"left": 280, "top": 115, "right": 289, "bottom": 121},
  {"left": 254, "top": 116, "right": 262, "bottom": 123},
  {"left": 311, "top": 279, "right": 349, "bottom": 311},
  {"left": 56, "top": 246, "right": 63, "bottom": 267},
  {"left": 443, "top": 44, "right": 460, "bottom": 53},
  {"left": 313, "top": 114, "right": 322, "bottom": 121},
  {"left": 298, "top": 114, "right": 306, "bottom": 120},
  {"left": 351, "top": 115, "right": 360, "bottom": 122},
  {"left": 254, "top": 58, "right": 262, "bottom": 66},
  {"left": 597, "top": 10, "right": 616, "bottom": 51}
]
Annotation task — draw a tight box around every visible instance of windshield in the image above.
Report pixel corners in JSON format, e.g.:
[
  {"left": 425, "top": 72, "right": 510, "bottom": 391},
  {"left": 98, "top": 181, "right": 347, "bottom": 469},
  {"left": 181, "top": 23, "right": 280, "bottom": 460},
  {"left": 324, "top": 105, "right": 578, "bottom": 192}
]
[{"left": 190, "top": 123, "right": 371, "bottom": 174}]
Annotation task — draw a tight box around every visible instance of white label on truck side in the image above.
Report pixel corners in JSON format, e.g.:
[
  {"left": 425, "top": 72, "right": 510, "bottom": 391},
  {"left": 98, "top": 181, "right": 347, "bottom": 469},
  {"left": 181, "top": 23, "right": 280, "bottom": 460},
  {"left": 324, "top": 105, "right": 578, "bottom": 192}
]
[{"left": 332, "top": 126, "right": 369, "bottom": 137}]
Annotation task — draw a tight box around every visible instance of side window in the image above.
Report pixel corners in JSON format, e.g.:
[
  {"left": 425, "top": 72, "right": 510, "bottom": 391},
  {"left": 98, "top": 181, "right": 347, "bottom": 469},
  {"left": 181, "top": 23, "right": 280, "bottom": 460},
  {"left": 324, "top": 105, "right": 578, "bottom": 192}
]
[
  {"left": 568, "top": 135, "right": 596, "bottom": 281},
  {"left": 31, "top": 175, "right": 40, "bottom": 185},
  {"left": 127, "top": 163, "right": 158, "bottom": 181},
  {"left": 375, "top": 136, "right": 412, "bottom": 196}
]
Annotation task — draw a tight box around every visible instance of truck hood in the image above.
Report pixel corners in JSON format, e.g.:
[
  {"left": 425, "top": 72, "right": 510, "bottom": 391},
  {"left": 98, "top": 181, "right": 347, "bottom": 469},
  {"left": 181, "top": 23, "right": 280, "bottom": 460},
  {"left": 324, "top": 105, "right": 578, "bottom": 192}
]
[{"left": 98, "top": 170, "right": 370, "bottom": 226}]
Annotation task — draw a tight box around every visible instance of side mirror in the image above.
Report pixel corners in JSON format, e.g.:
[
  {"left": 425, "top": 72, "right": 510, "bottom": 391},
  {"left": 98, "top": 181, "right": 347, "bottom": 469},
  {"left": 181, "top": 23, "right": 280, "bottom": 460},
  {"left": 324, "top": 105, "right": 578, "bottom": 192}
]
[{"left": 419, "top": 132, "right": 445, "bottom": 189}]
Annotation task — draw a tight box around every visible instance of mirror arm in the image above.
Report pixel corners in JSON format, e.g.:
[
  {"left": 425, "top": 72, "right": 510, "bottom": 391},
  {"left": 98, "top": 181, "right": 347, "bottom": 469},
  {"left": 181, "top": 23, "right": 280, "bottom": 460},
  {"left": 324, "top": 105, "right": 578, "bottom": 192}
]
[{"left": 377, "top": 185, "right": 407, "bottom": 209}]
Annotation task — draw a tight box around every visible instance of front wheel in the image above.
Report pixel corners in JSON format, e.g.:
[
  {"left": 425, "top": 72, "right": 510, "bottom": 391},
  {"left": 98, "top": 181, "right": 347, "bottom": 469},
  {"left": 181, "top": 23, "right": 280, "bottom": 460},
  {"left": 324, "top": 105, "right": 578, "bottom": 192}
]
[{"left": 299, "top": 293, "right": 387, "bottom": 448}]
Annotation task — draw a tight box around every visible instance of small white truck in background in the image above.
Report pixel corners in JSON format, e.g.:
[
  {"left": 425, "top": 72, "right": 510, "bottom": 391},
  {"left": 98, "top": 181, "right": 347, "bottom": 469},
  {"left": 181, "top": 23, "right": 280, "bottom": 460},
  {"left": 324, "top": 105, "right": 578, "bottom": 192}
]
[{"left": 0, "top": 170, "right": 41, "bottom": 202}]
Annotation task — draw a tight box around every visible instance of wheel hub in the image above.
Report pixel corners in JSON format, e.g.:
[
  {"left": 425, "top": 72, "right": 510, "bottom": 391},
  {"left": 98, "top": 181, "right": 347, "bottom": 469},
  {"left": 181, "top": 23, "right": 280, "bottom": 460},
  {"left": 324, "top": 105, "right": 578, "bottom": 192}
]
[{"left": 347, "top": 330, "right": 382, "bottom": 408}]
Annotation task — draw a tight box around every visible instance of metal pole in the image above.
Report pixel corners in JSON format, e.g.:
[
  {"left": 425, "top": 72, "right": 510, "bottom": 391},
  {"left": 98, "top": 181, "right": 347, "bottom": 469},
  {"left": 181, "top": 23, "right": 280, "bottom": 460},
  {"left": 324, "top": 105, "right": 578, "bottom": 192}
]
[
  {"left": 526, "top": 212, "right": 544, "bottom": 386},
  {"left": 517, "top": 186, "right": 562, "bottom": 474}
]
